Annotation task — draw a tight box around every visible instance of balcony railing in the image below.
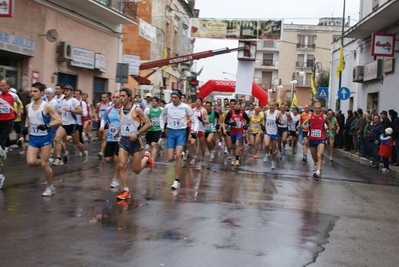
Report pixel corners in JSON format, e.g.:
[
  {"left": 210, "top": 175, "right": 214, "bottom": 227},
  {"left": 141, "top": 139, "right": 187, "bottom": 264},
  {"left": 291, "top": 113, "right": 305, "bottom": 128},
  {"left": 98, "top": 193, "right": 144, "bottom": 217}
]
[
  {"left": 94, "top": 0, "right": 138, "bottom": 21},
  {"left": 296, "top": 60, "right": 314, "bottom": 68},
  {"left": 296, "top": 43, "right": 316, "bottom": 49},
  {"left": 262, "top": 59, "right": 274, "bottom": 66}
]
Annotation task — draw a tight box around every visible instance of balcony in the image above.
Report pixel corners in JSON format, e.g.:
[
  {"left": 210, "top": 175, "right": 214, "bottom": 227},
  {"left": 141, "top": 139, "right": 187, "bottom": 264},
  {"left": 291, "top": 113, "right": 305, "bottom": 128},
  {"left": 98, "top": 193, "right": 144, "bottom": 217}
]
[
  {"left": 35, "top": 0, "right": 137, "bottom": 25},
  {"left": 296, "top": 60, "right": 314, "bottom": 69},
  {"left": 257, "top": 40, "right": 279, "bottom": 51},
  {"left": 255, "top": 59, "right": 279, "bottom": 69},
  {"left": 296, "top": 43, "right": 316, "bottom": 50}
]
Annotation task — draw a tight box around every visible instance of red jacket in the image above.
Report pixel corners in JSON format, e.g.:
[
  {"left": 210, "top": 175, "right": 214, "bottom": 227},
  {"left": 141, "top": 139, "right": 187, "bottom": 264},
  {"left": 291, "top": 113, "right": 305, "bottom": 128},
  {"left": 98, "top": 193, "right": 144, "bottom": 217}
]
[{"left": 378, "top": 134, "right": 394, "bottom": 158}]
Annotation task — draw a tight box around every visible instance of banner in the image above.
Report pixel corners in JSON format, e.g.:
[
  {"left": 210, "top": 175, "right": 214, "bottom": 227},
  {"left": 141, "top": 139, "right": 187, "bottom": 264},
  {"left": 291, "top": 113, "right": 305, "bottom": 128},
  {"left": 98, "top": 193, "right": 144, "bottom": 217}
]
[
  {"left": 139, "top": 18, "right": 156, "bottom": 43},
  {"left": 335, "top": 44, "right": 345, "bottom": 78},
  {"left": 235, "top": 61, "right": 255, "bottom": 95},
  {"left": 291, "top": 93, "right": 298, "bottom": 108},
  {"left": 190, "top": 18, "right": 282, "bottom": 40},
  {"left": 310, "top": 73, "right": 317, "bottom": 96}
]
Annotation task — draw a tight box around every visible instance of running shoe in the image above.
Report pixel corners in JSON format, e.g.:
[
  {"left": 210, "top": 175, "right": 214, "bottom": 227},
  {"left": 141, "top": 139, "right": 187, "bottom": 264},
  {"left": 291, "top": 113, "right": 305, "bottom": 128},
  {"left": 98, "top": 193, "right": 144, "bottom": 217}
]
[
  {"left": 209, "top": 150, "right": 215, "bottom": 161},
  {"left": 144, "top": 151, "right": 154, "bottom": 169},
  {"left": 218, "top": 141, "right": 222, "bottom": 147},
  {"left": 224, "top": 146, "right": 228, "bottom": 154},
  {"left": 253, "top": 153, "right": 258, "bottom": 159},
  {"left": 63, "top": 151, "right": 69, "bottom": 164},
  {"left": 17, "top": 137, "right": 24, "bottom": 151},
  {"left": 263, "top": 153, "right": 270, "bottom": 163},
  {"left": 312, "top": 164, "right": 317, "bottom": 171},
  {"left": 190, "top": 157, "right": 197, "bottom": 165},
  {"left": 329, "top": 156, "right": 333, "bottom": 162},
  {"left": 110, "top": 179, "right": 120, "bottom": 188},
  {"left": 231, "top": 159, "right": 235, "bottom": 166},
  {"left": 171, "top": 180, "right": 180, "bottom": 190},
  {"left": 42, "top": 186, "right": 56, "bottom": 197},
  {"left": 271, "top": 161, "right": 276, "bottom": 170},
  {"left": 235, "top": 160, "right": 240, "bottom": 167},
  {"left": 0, "top": 146, "right": 7, "bottom": 160},
  {"left": 302, "top": 155, "right": 307, "bottom": 162},
  {"left": 88, "top": 135, "right": 92, "bottom": 143},
  {"left": 0, "top": 174, "right": 5, "bottom": 189},
  {"left": 48, "top": 158, "right": 54, "bottom": 166},
  {"left": 282, "top": 147, "right": 286, "bottom": 155},
  {"left": 313, "top": 170, "right": 321, "bottom": 181},
  {"left": 53, "top": 158, "right": 64, "bottom": 166},
  {"left": 97, "top": 151, "right": 103, "bottom": 160},
  {"left": 78, "top": 152, "right": 83, "bottom": 157},
  {"left": 117, "top": 190, "right": 131, "bottom": 200},
  {"left": 82, "top": 151, "right": 89, "bottom": 163},
  {"left": 380, "top": 168, "right": 390, "bottom": 173},
  {"left": 278, "top": 154, "right": 283, "bottom": 160},
  {"left": 181, "top": 152, "right": 187, "bottom": 161}
]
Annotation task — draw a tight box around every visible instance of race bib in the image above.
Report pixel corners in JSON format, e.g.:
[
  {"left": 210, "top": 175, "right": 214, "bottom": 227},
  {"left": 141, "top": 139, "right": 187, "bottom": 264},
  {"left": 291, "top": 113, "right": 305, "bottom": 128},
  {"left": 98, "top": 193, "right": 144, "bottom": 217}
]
[
  {"left": 169, "top": 118, "right": 182, "bottom": 127},
  {"left": 310, "top": 129, "right": 322, "bottom": 138},
  {"left": 109, "top": 124, "right": 118, "bottom": 134},
  {"left": 205, "top": 124, "right": 214, "bottom": 131},
  {"left": 266, "top": 120, "right": 274, "bottom": 126},
  {"left": 62, "top": 111, "right": 70, "bottom": 118},
  {"left": 232, "top": 120, "right": 242, "bottom": 128},
  {"left": 251, "top": 123, "right": 260, "bottom": 129},
  {"left": 151, "top": 117, "right": 160, "bottom": 126},
  {"left": 0, "top": 106, "right": 10, "bottom": 113}
]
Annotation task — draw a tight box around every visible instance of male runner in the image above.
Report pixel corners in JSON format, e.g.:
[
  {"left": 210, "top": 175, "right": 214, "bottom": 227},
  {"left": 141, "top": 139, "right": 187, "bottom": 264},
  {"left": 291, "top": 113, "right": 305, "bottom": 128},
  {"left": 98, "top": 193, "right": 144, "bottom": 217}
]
[
  {"left": 25, "top": 82, "right": 61, "bottom": 196},
  {"left": 298, "top": 105, "right": 312, "bottom": 162},
  {"left": 288, "top": 107, "right": 300, "bottom": 154},
  {"left": 204, "top": 101, "right": 219, "bottom": 161},
  {"left": 277, "top": 104, "right": 290, "bottom": 159},
  {"left": 94, "top": 92, "right": 112, "bottom": 159},
  {"left": 190, "top": 96, "right": 208, "bottom": 166},
  {"left": 144, "top": 96, "right": 163, "bottom": 160}
]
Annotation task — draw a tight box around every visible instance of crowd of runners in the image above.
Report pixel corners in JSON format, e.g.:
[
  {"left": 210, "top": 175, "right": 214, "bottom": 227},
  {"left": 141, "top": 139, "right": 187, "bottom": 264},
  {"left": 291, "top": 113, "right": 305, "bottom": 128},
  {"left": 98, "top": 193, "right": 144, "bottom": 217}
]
[{"left": 4, "top": 78, "right": 391, "bottom": 200}]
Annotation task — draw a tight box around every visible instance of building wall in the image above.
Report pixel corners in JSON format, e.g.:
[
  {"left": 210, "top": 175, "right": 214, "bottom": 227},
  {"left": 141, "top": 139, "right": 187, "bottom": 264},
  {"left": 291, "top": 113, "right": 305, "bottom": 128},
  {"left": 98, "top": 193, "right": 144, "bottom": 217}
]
[{"left": 0, "top": 0, "right": 120, "bottom": 101}]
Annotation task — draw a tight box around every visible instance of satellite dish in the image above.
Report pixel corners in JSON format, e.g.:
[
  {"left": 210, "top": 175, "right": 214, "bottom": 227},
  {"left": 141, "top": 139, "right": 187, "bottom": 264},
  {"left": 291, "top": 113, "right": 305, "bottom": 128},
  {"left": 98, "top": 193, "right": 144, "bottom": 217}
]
[
  {"left": 46, "top": 29, "right": 59, "bottom": 42},
  {"left": 183, "top": 70, "right": 192, "bottom": 77}
]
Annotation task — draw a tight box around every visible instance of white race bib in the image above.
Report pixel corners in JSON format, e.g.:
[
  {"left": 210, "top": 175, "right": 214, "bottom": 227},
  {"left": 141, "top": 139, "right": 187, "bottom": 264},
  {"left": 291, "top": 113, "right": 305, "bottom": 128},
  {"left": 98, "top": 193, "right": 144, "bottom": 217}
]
[
  {"left": 151, "top": 117, "right": 160, "bottom": 126},
  {"left": 0, "top": 106, "right": 10, "bottom": 113},
  {"left": 310, "top": 129, "right": 322, "bottom": 138},
  {"left": 109, "top": 124, "right": 118, "bottom": 134}
]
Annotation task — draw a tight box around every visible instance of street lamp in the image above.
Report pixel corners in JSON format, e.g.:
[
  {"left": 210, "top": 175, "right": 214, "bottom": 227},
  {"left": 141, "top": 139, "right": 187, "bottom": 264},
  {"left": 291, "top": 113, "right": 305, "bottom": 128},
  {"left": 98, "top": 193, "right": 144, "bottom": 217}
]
[
  {"left": 290, "top": 72, "right": 297, "bottom": 101},
  {"left": 222, "top": 71, "right": 236, "bottom": 79},
  {"left": 312, "top": 60, "right": 323, "bottom": 106}
]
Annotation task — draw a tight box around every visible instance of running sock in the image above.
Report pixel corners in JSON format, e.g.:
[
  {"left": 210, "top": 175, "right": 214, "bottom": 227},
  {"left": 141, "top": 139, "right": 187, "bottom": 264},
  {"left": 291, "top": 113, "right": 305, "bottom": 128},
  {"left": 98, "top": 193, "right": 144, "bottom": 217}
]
[
  {"left": 175, "top": 179, "right": 180, "bottom": 183},
  {"left": 123, "top": 187, "right": 129, "bottom": 192},
  {"left": 48, "top": 184, "right": 55, "bottom": 189}
]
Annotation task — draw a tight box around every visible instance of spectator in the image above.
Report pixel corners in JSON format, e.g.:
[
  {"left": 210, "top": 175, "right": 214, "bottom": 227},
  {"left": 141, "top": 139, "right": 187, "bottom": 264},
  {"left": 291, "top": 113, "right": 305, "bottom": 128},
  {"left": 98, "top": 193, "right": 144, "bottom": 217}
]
[
  {"left": 344, "top": 110, "right": 354, "bottom": 151},
  {"left": 389, "top": 109, "right": 399, "bottom": 166},
  {"left": 350, "top": 110, "right": 359, "bottom": 153},
  {"left": 378, "top": 127, "right": 394, "bottom": 173},
  {"left": 368, "top": 114, "right": 384, "bottom": 168},
  {"left": 380, "top": 110, "right": 392, "bottom": 129},
  {"left": 335, "top": 110, "right": 345, "bottom": 149},
  {"left": 362, "top": 114, "right": 372, "bottom": 158}
]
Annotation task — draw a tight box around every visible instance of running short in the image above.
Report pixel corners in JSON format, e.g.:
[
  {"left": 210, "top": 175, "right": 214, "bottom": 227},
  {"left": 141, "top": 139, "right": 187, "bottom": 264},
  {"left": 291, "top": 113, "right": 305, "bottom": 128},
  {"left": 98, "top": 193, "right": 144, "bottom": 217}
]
[
  {"left": 264, "top": 132, "right": 279, "bottom": 140},
  {"left": 289, "top": 130, "right": 298, "bottom": 137},
  {"left": 309, "top": 139, "right": 326, "bottom": 148},
  {"left": 185, "top": 127, "right": 190, "bottom": 143},
  {"left": 146, "top": 131, "right": 161, "bottom": 144},
  {"left": 302, "top": 131, "right": 309, "bottom": 138},
  {"left": 62, "top": 124, "right": 77, "bottom": 135},
  {"left": 278, "top": 127, "right": 288, "bottom": 136},
  {"left": 197, "top": 131, "right": 205, "bottom": 138},
  {"left": 230, "top": 132, "right": 243, "bottom": 144},
  {"left": 119, "top": 136, "right": 142, "bottom": 155},
  {"left": 167, "top": 128, "right": 187, "bottom": 149},
  {"left": 250, "top": 132, "right": 260, "bottom": 136},
  {"left": 205, "top": 131, "right": 215, "bottom": 139},
  {"left": 29, "top": 134, "right": 53, "bottom": 148},
  {"left": 14, "top": 121, "right": 22, "bottom": 134},
  {"left": 327, "top": 132, "right": 335, "bottom": 139},
  {"left": 104, "top": 141, "right": 119, "bottom": 157}
]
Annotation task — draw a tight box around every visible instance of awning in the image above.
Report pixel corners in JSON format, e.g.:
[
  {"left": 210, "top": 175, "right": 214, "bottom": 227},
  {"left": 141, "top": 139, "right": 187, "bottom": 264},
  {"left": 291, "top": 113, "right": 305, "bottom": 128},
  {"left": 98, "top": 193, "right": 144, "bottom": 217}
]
[{"left": 344, "top": 0, "right": 399, "bottom": 39}]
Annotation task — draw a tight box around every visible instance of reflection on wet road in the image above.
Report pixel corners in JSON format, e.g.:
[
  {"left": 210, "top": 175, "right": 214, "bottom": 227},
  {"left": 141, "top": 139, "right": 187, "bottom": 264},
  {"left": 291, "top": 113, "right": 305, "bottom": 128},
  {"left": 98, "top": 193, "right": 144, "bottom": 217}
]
[{"left": 0, "top": 142, "right": 398, "bottom": 266}]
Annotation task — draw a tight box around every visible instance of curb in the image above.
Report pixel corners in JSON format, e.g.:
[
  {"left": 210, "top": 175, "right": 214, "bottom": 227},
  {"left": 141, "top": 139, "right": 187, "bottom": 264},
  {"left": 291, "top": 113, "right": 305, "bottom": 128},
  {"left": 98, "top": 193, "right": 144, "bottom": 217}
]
[{"left": 334, "top": 148, "right": 399, "bottom": 179}]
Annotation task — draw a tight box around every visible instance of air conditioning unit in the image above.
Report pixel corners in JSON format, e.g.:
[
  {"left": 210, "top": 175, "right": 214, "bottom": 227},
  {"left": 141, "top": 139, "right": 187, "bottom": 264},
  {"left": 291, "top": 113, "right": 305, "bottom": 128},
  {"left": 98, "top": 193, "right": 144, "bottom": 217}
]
[
  {"left": 352, "top": 66, "right": 364, "bottom": 83},
  {"left": 58, "top": 42, "right": 74, "bottom": 61}
]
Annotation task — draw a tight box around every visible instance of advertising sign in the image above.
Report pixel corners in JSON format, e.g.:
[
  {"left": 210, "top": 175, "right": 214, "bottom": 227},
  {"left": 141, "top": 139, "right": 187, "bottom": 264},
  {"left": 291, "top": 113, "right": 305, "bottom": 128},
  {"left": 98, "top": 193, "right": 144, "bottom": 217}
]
[
  {"left": 363, "top": 59, "right": 382, "bottom": 82},
  {"left": 71, "top": 47, "right": 95, "bottom": 69},
  {"left": 0, "top": 31, "right": 35, "bottom": 56},
  {"left": 139, "top": 18, "right": 156, "bottom": 43},
  {"left": 95, "top": 53, "right": 107, "bottom": 73},
  {"left": 190, "top": 18, "right": 282, "bottom": 40},
  {"left": 123, "top": 54, "right": 140, "bottom": 76},
  {"left": 371, "top": 33, "right": 396, "bottom": 57},
  {"left": 0, "top": 0, "right": 13, "bottom": 18}
]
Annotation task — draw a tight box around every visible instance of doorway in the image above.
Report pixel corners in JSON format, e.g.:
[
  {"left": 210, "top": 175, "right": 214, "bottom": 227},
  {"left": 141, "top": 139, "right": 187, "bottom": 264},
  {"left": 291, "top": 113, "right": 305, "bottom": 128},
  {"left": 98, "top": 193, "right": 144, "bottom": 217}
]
[{"left": 0, "top": 66, "right": 19, "bottom": 89}]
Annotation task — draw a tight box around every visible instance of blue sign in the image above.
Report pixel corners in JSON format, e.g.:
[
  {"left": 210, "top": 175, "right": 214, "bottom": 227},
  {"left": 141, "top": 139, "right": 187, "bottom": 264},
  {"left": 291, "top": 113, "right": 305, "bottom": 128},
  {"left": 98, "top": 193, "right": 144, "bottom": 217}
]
[
  {"left": 317, "top": 87, "right": 329, "bottom": 99},
  {"left": 338, "top": 87, "right": 350, "bottom": 100}
]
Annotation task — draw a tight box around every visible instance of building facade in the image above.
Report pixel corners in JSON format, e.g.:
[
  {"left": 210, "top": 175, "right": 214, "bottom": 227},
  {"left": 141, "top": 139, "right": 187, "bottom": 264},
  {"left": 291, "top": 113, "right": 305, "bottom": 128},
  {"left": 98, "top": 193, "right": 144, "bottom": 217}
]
[
  {"left": 254, "top": 20, "right": 346, "bottom": 107},
  {"left": 0, "top": 0, "right": 136, "bottom": 103},
  {"left": 330, "top": 0, "right": 399, "bottom": 113}
]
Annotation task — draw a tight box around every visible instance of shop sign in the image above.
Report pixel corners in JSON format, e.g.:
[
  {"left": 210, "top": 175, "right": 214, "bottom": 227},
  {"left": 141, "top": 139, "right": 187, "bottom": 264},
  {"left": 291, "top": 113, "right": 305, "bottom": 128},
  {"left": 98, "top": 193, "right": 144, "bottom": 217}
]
[
  {"left": 371, "top": 33, "right": 396, "bottom": 57},
  {"left": 70, "top": 47, "right": 95, "bottom": 69},
  {"left": 0, "top": 0, "right": 14, "bottom": 18},
  {"left": 363, "top": 59, "right": 383, "bottom": 82},
  {"left": 95, "top": 53, "right": 107, "bottom": 73},
  {"left": 0, "top": 31, "right": 35, "bottom": 56},
  {"left": 123, "top": 54, "right": 140, "bottom": 76},
  {"left": 383, "top": 58, "right": 394, "bottom": 74},
  {"left": 139, "top": 18, "right": 156, "bottom": 43}
]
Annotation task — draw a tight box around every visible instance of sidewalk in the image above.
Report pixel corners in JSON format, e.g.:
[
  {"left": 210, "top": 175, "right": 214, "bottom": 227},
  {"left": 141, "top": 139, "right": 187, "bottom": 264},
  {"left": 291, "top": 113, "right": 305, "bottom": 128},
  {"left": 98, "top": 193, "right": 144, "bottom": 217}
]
[{"left": 334, "top": 148, "right": 399, "bottom": 179}]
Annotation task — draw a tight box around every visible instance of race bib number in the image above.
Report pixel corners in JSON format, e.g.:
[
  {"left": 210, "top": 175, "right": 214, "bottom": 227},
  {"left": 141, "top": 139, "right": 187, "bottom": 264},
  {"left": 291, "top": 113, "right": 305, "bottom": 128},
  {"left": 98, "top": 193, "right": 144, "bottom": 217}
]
[
  {"left": 0, "top": 106, "right": 10, "bottom": 113},
  {"left": 169, "top": 118, "right": 182, "bottom": 127},
  {"left": 62, "top": 111, "right": 70, "bottom": 118},
  {"left": 121, "top": 121, "right": 134, "bottom": 134},
  {"left": 151, "top": 117, "right": 160, "bottom": 126},
  {"left": 232, "top": 120, "right": 242, "bottom": 128},
  {"left": 109, "top": 124, "right": 118, "bottom": 134},
  {"left": 310, "top": 129, "right": 322, "bottom": 138},
  {"left": 251, "top": 124, "right": 260, "bottom": 129},
  {"left": 205, "top": 124, "right": 214, "bottom": 131},
  {"left": 266, "top": 120, "right": 275, "bottom": 126}
]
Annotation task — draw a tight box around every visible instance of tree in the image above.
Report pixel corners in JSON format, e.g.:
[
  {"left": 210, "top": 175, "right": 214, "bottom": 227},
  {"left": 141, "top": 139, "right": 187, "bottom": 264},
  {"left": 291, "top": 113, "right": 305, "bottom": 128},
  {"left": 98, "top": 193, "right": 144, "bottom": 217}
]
[{"left": 315, "top": 68, "right": 330, "bottom": 107}]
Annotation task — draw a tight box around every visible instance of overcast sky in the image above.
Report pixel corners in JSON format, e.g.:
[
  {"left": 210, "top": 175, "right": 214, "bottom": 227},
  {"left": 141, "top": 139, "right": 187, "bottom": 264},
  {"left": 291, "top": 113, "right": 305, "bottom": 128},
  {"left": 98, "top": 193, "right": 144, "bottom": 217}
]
[{"left": 192, "top": 0, "right": 360, "bottom": 82}]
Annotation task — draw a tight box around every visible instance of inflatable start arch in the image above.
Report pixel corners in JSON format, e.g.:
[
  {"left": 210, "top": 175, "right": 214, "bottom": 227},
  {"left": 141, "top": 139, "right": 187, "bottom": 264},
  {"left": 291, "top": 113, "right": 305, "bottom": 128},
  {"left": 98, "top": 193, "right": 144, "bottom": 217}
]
[{"left": 196, "top": 80, "right": 268, "bottom": 107}]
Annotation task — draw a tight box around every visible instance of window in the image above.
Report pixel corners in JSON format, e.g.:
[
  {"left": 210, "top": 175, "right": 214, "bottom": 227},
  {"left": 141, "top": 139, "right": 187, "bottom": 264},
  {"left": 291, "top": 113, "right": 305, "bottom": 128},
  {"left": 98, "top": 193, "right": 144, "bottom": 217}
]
[
  {"left": 123, "top": 1, "right": 138, "bottom": 21},
  {"left": 262, "top": 53, "right": 274, "bottom": 66},
  {"left": 261, "top": 71, "right": 272, "bottom": 85},
  {"left": 263, "top": 40, "right": 275, "bottom": 48}
]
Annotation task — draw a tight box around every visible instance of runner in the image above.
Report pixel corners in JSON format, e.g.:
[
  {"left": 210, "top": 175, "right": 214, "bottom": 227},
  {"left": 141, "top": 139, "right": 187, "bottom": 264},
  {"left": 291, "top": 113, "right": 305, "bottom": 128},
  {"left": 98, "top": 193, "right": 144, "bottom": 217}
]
[
  {"left": 326, "top": 109, "right": 339, "bottom": 161},
  {"left": 53, "top": 85, "right": 88, "bottom": 166},
  {"left": 204, "top": 101, "right": 219, "bottom": 162},
  {"left": 302, "top": 101, "right": 332, "bottom": 180},
  {"left": 82, "top": 93, "right": 93, "bottom": 143},
  {"left": 298, "top": 105, "right": 312, "bottom": 162},
  {"left": 249, "top": 105, "right": 264, "bottom": 159},
  {"left": 277, "top": 104, "right": 290, "bottom": 159},
  {"left": 113, "top": 88, "right": 154, "bottom": 200},
  {"left": 144, "top": 96, "right": 163, "bottom": 160},
  {"left": 263, "top": 100, "right": 284, "bottom": 170},
  {"left": 288, "top": 107, "right": 300, "bottom": 154},
  {"left": 100, "top": 91, "right": 122, "bottom": 188},
  {"left": 220, "top": 103, "right": 232, "bottom": 156},
  {"left": 224, "top": 99, "right": 250, "bottom": 167},
  {"left": 25, "top": 82, "right": 62, "bottom": 196},
  {"left": 190, "top": 97, "right": 208, "bottom": 166},
  {"left": 94, "top": 92, "right": 112, "bottom": 159},
  {"left": 74, "top": 89, "right": 88, "bottom": 149},
  {"left": 160, "top": 90, "right": 199, "bottom": 190}
]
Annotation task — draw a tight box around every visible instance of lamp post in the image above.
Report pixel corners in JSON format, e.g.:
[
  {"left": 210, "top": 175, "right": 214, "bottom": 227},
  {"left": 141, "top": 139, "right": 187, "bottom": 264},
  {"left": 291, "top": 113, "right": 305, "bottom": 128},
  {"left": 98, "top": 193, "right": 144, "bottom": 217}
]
[
  {"left": 290, "top": 72, "right": 297, "bottom": 103},
  {"left": 222, "top": 71, "right": 236, "bottom": 79},
  {"left": 312, "top": 60, "right": 323, "bottom": 107}
]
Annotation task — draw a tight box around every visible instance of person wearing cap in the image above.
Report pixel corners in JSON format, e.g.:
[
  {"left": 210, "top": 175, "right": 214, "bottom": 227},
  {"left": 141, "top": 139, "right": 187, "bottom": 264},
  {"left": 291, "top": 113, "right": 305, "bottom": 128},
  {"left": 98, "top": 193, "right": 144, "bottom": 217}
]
[
  {"left": 380, "top": 110, "right": 392, "bottom": 130},
  {"left": 53, "top": 85, "right": 88, "bottom": 166},
  {"left": 160, "top": 89, "right": 199, "bottom": 190},
  {"left": 144, "top": 96, "right": 163, "bottom": 160},
  {"left": 378, "top": 127, "right": 394, "bottom": 173},
  {"left": 24, "top": 82, "right": 62, "bottom": 196},
  {"left": 142, "top": 92, "right": 153, "bottom": 110}
]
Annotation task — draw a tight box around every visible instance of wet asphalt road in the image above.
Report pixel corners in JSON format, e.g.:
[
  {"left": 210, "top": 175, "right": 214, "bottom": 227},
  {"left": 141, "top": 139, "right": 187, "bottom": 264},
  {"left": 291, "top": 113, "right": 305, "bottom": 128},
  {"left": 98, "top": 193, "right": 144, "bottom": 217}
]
[{"left": 1, "top": 140, "right": 399, "bottom": 267}]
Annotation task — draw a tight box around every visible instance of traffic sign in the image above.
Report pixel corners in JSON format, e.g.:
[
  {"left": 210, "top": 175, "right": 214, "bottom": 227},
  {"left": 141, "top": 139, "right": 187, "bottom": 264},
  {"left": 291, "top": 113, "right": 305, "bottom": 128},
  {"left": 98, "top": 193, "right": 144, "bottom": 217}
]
[
  {"left": 317, "top": 87, "right": 329, "bottom": 99},
  {"left": 338, "top": 87, "right": 350, "bottom": 100}
]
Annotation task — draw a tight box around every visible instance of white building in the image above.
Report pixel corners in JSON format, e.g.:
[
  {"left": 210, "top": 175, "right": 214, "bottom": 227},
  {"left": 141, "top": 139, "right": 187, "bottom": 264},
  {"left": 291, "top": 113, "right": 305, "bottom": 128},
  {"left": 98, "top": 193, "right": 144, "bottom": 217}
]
[{"left": 330, "top": 0, "right": 399, "bottom": 112}]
